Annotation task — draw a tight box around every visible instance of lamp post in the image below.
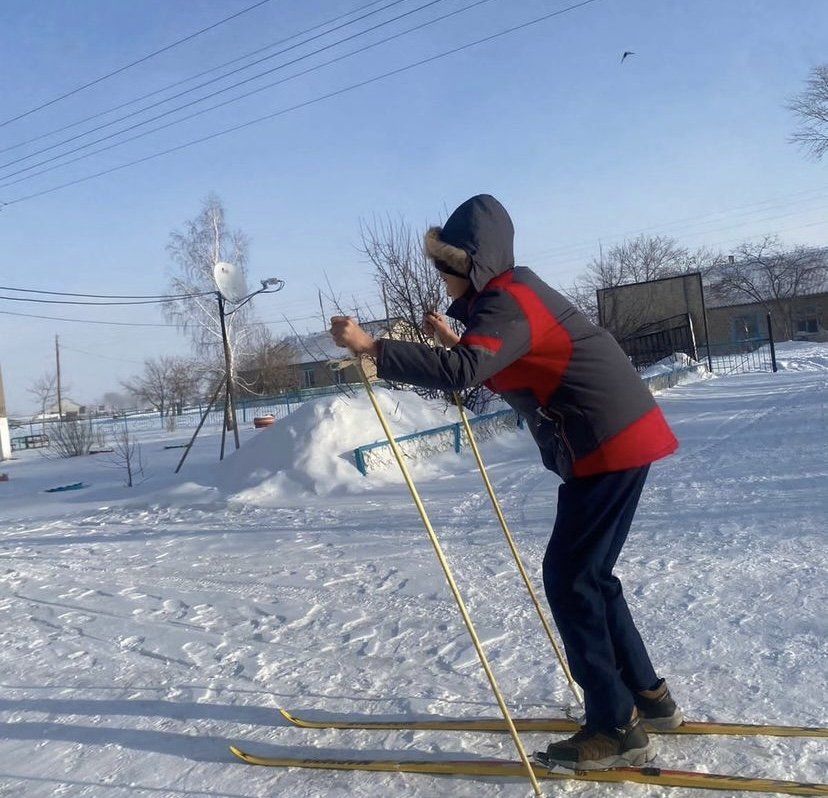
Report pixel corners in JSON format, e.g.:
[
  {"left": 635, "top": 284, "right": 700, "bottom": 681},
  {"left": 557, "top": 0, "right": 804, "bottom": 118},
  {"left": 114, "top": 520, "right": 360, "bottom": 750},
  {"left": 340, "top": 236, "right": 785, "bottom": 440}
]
[
  {"left": 174, "top": 271, "right": 285, "bottom": 473},
  {"left": 216, "top": 277, "right": 285, "bottom": 457}
]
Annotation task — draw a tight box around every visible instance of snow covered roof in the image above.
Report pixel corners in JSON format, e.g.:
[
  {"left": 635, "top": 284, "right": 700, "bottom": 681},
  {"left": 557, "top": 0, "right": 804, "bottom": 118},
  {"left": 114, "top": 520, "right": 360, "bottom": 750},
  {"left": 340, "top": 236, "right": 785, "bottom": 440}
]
[
  {"left": 704, "top": 285, "right": 828, "bottom": 310},
  {"left": 284, "top": 318, "right": 407, "bottom": 366}
]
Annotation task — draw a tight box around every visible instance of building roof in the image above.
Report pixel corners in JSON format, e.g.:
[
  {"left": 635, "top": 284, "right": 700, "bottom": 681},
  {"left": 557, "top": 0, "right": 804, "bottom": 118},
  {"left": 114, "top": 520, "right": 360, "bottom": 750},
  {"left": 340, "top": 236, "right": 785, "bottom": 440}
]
[
  {"left": 704, "top": 253, "right": 828, "bottom": 309},
  {"left": 705, "top": 286, "right": 828, "bottom": 310},
  {"left": 284, "top": 318, "right": 406, "bottom": 366}
]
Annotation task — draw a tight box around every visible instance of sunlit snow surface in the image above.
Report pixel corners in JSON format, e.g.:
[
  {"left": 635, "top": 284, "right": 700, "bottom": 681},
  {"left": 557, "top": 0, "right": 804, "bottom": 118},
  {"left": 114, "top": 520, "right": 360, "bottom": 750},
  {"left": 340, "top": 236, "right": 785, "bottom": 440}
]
[{"left": 0, "top": 342, "right": 825, "bottom": 797}]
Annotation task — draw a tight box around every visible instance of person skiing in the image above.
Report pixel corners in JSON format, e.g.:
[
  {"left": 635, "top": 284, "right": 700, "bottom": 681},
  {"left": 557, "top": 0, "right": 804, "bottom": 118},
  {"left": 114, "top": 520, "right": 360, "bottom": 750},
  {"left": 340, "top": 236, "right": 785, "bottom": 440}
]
[{"left": 330, "top": 193, "right": 683, "bottom": 771}]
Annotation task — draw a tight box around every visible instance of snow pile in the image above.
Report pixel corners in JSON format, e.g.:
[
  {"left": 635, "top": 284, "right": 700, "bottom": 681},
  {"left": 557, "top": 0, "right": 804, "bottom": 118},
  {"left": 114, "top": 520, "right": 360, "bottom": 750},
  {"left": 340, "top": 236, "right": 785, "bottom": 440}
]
[
  {"left": 215, "top": 387, "right": 460, "bottom": 504},
  {"left": 639, "top": 351, "right": 706, "bottom": 379},
  {"left": 774, "top": 340, "right": 828, "bottom": 372}
]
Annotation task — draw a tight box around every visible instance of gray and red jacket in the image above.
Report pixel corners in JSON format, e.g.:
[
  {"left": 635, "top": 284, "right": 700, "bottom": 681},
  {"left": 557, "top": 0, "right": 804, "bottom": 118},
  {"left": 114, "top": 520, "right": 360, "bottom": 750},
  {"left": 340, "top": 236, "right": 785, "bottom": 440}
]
[{"left": 376, "top": 195, "right": 678, "bottom": 481}]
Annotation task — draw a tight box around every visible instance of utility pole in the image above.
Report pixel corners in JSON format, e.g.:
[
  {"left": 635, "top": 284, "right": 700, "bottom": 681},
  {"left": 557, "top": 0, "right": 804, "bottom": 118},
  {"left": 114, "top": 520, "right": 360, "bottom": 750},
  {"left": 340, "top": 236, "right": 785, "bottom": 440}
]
[
  {"left": 216, "top": 293, "right": 239, "bottom": 456},
  {"left": 55, "top": 334, "right": 63, "bottom": 421},
  {"left": 318, "top": 289, "right": 326, "bottom": 330}
]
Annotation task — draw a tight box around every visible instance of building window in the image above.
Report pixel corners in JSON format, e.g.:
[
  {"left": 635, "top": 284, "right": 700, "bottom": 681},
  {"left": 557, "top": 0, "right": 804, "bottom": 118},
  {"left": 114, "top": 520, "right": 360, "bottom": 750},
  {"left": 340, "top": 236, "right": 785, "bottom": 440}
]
[
  {"left": 795, "top": 305, "right": 819, "bottom": 334},
  {"left": 303, "top": 368, "right": 316, "bottom": 389},
  {"left": 731, "top": 313, "right": 760, "bottom": 341},
  {"left": 333, "top": 368, "right": 346, "bottom": 385}
]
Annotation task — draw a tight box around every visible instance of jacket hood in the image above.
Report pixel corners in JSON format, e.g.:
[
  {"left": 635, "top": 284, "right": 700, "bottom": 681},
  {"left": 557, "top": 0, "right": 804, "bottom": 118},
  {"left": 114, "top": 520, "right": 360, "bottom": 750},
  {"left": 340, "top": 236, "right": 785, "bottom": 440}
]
[{"left": 425, "top": 194, "right": 515, "bottom": 292}]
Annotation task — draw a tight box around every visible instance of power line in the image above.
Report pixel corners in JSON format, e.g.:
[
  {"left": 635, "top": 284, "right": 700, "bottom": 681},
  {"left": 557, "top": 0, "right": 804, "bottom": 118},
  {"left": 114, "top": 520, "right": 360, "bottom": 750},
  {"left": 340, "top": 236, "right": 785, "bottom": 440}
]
[
  {"left": 0, "top": 307, "right": 324, "bottom": 327},
  {"left": 522, "top": 200, "right": 828, "bottom": 275},
  {"left": 2, "top": 0, "right": 484, "bottom": 192},
  {"left": 0, "top": 0, "right": 277, "bottom": 129},
  {"left": 519, "top": 187, "right": 828, "bottom": 265},
  {"left": 0, "top": 0, "right": 451, "bottom": 184},
  {"left": 0, "top": 0, "right": 417, "bottom": 175},
  {"left": 0, "top": 294, "right": 186, "bottom": 307},
  {"left": 0, "top": 0, "right": 390, "bottom": 157},
  {"left": 60, "top": 343, "right": 145, "bottom": 366},
  {"left": 1, "top": 0, "right": 602, "bottom": 205},
  {"left": 0, "top": 285, "right": 214, "bottom": 300},
  {"left": 0, "top": 308, "right": 174, "bottom": 327}
]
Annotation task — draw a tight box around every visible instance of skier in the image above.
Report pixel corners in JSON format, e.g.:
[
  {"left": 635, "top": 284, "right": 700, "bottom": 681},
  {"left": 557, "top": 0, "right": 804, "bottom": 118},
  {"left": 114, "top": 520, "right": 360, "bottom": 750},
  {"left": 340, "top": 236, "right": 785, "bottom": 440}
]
[{"left": 330, "top": 193, "right": 683, "bottom": 771}]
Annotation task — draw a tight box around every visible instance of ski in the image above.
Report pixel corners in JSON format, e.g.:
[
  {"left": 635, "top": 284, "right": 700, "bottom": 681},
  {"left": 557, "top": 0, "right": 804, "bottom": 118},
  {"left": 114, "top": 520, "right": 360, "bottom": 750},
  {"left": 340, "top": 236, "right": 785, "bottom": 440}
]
[
  {"left": 279, "top": 708, "right": 828, "bottom": 738},
  {"left": 229, "top": 746, "right": 828, "bottom": 795}
]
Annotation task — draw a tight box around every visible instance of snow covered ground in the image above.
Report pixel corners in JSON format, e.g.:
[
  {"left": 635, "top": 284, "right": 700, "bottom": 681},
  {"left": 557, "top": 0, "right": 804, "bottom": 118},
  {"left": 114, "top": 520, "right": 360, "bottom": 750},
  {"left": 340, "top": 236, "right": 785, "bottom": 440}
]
[{"left": 0, "top": 341, "right": 825, "bottom": 797}]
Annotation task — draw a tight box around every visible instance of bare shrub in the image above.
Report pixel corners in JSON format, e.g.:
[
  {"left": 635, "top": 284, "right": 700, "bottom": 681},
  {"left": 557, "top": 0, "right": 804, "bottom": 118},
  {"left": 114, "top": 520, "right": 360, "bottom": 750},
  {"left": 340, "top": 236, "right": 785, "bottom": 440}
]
[
  {"left": 48, "top": 420, "right": 97, "bottom": 458},
  {"left": 109, "top": 428, "right": 144, "bottom": 487}
]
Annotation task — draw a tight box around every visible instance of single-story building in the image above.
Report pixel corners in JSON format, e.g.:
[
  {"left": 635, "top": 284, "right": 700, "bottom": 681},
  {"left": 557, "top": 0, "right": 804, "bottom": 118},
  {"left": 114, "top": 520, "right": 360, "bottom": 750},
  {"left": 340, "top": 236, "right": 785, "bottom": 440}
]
[
  {"left": 705, "top": 290, "right": 828, "bottom": 344},
  {"left": 239, "top": 317, "right": 420, "bottom": 395}
]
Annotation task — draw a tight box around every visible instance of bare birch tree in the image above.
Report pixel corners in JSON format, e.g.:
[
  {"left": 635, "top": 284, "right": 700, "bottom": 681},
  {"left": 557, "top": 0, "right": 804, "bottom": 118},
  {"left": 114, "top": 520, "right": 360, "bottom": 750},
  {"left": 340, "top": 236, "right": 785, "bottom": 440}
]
[
  {"left": 789, "top": 64, "right": 828, "bottom": 160},
  {"left": 164, "top": 194, "right": 252, "bottom": 429},
  {"left": 109, "top": 428, "right": 144, "bottom": 487}
]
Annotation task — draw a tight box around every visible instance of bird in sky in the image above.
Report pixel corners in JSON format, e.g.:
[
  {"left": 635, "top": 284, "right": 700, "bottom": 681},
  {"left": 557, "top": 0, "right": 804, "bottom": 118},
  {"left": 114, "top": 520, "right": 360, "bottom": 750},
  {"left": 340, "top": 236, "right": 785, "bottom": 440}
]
[{"left": 621, "top": 51, "right": 635, "bottom": 62}]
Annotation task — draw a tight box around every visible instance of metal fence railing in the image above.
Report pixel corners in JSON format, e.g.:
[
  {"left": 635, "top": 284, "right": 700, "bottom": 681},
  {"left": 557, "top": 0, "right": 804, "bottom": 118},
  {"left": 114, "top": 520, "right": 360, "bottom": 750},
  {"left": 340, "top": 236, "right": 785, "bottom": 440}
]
[
  {"left": 619, "top": 313, "right": 698, "bottom": 370},
  {"left": 352, "top": 409, "right": 522, "bottom": 476},
  {"left": 625, "top": 313, "right": 779, "bottom": 377},
  {"left": 699, "top": 340, "right": 777, "bottom": 376}
]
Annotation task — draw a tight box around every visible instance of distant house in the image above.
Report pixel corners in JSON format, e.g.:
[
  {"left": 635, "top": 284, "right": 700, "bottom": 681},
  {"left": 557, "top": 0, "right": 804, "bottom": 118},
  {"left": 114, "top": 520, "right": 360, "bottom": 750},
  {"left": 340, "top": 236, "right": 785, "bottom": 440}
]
[
  {"left": 286, "top": 317, "right": 418, "bottom": 388},
  {"left": 34, "top": 398, "right": 85, "bottom": 421},
  {"left": 704, "top": 288, "right": 828, "bottom": 345},
  {"left": 596, "top": 271, "right": 827, "bottom": 369},
  {"left": 597, "top": 273, "right": 710, "bottom": 367},
  {"left": 239, "top": 317, "right": 419, "bottom": 395}
]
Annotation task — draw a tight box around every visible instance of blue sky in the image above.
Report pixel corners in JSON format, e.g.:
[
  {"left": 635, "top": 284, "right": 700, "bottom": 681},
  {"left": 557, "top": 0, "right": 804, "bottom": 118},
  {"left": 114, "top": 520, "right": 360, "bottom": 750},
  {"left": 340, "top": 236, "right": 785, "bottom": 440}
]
[{"left": 1, "top": 0, "right": 826, "bottom": 415}]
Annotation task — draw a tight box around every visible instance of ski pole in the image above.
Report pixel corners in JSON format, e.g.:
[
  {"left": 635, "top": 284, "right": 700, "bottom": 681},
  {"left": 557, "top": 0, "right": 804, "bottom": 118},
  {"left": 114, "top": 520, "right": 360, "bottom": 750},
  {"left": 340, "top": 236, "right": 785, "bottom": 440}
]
[
  {"left": 355, "top": 360, "right": 543, "bottom": 797},
  {"left": 430, "top": 323, "right": 581, "bottom": 706},
  {"left": 451, "top": 391, "right": 583, "bottom": 707}
]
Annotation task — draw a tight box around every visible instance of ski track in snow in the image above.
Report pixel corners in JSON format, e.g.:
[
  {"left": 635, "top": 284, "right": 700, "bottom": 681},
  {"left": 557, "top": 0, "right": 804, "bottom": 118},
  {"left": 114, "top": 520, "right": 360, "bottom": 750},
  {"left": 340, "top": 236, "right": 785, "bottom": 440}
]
[{"left": 0, "top": 342, "right": 825, "bottom": 796}]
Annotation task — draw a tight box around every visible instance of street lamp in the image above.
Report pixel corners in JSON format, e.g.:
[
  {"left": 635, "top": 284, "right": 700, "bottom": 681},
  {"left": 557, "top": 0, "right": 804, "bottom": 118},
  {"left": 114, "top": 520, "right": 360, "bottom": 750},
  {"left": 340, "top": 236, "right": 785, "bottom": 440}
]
[
  {"left": 174, "top": 263, "right": 285, "bottom": 473},
  {"left": 215, "top": 271, "right": 285, "bottom": 456}
]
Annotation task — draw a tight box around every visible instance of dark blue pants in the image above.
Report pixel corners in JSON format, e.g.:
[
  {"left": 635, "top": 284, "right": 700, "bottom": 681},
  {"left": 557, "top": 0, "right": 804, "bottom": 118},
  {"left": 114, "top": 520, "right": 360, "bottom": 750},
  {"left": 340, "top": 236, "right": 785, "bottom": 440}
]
[{"left": 542, "top": 465, "right": 658, "bottom": 731}]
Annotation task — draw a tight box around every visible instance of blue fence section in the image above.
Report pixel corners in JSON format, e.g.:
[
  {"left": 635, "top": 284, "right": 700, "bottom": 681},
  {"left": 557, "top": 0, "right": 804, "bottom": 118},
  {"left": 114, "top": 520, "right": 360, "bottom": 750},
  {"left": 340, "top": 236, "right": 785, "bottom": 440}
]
[{"left": 353, "top": 408, "right": 521, "bottom": 476}]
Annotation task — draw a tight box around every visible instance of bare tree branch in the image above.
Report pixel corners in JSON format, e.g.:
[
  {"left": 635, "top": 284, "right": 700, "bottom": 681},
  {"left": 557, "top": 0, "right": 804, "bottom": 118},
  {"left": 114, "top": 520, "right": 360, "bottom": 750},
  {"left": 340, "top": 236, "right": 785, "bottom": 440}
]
[
  {"left": 28, "top": 372, "right": 57, "bottom": 430},
  {"left": 164, "top": 194, "right": 258, "bottom": 428},
  {"left": 563, "top": 234, "right": 711, "bottom": 331},
  {"left": 707, "top": 237, "right": 828, "bottom": 338},
  {"left": 236, "top": 325, "right": 300, "bottom": 396},
  {"left": 788, "top": 64, "right": 828, "bottom": 160},
  {"left": 358, "top": 214, "right": 492, "bottom": 411},
  {"left": 121, "top": 356, "right": 202, "bottom": 426}
]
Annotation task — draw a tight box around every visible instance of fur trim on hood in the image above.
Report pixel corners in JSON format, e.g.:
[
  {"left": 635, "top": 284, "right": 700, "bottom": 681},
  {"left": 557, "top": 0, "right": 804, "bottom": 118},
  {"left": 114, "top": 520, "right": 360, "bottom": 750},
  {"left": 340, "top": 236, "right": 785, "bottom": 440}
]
[
  {"left": 424, "top": 195, "right": 515, "bottom": 292},
  {"left": 424, "top": 226, "right": 472, "bottom": 277}
]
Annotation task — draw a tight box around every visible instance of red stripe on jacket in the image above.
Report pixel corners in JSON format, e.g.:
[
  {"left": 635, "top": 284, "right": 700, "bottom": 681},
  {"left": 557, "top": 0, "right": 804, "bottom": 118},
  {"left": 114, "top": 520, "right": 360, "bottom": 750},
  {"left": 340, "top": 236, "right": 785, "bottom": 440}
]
[
  {"left": 484, "top": 272, "right": 574, "bottom": 403},
  {"left": 464, "top": 269, "right": 678, "bottom": 477},
  {"left": 459, "top": 334, "right": 503, "bottom": 354},
  {"left": 573, "top": 406, "right": 679, "bottom": 477}
]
